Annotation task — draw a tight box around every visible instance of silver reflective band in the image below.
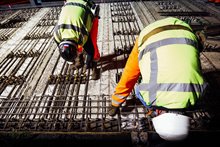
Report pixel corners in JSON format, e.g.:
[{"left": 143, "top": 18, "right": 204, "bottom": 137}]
[
  {"left": 59, "top": 40, "right": 77, "bottom": 47},
  {"left": 114, "top": 94, "right": 126, "bottom": 100},
  {"left": 67, "top": 61, "right": 74, "bottom": 65},
  {"left": 57, "top": 24, "right": 88, "bottom": 37},
  {"left": 112, "top": 99, "right": 121, "bottom": 105},
  {"left": 138, "top": 38, "right": 198, "bottom": 61},
  {"left": 138, "top": 83, "right": 207, "bottom": 93},
  {"left": 138, "top": 37, "right": 203, "bottom": 106}
]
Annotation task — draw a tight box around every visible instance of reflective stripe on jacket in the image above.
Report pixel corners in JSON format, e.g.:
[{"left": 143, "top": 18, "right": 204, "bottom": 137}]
[
  {"left": 111, "top": 17, "right": 207, "bottom": 109},
  {"left": 138, "top": 17, "right": 207, "bottom": 108},
  {"left": 54, "top": 0, "right": 94, "bottom": 45}
]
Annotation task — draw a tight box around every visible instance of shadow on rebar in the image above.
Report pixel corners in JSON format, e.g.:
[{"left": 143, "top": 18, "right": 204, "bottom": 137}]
[{"left": 98, "top": 53, "right": 128, "bottom": 72}]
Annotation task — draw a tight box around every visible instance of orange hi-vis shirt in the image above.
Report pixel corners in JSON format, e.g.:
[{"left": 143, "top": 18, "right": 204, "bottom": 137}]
[{"left": 111, "top": 38, "right": 141, "bottom": 107}]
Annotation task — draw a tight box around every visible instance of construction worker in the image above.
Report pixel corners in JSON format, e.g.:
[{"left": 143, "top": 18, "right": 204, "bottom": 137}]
[
  {"left": 54, "top": 0, "right": 100, "bottom": 80},
  {"left": 108, "top": 17, "right": 208, "bottom": 141}
]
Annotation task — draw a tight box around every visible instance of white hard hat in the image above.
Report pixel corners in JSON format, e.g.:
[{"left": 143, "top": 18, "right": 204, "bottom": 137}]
[{"left": 152, "top": 112, "right": 190, "bottom": 141}]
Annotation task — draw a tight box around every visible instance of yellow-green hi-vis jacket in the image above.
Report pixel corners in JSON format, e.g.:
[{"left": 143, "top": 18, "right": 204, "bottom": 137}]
[
  {"left": 137, "top": 17, "right": 207, "bottom": 109},
  {"left": 54, "top": 0, "right": 94, "bottom": 45}
]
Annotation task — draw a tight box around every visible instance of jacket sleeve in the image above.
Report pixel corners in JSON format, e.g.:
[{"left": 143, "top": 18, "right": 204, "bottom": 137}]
[
  {"left": 111, "top": 38, "right": 141, "bottom": 107},
  {"left": 90, "top": 17, "right": 100, "bottom": 61}
]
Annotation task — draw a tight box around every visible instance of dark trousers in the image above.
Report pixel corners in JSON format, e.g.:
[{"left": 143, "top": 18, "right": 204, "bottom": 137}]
[{"left": 83, "top": 35, "right": 94, "bottom": 67}]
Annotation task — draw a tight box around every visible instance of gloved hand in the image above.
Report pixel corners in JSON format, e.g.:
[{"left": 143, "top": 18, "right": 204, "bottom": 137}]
[
  {"left": 91, "top": 61, "right": 100, "bottom": 80},
  {"left": 195, "top": 30, "right": 206, "bottom": 52},
  {"left": 196, "top": 30, "right": 206, "bottom": 44},
  {"left": 75, "top": 53, "right": 84, "bottom": 69},
  {"left": 108, "top": 104, "right": 119, "bottom": 116}
]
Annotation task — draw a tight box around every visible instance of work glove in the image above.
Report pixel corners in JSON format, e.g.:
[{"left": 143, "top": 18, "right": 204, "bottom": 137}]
[
  {"left": 108, "top": 104, "right": 119, "bottom": 117},
  {"left": 75, "top": 53, "right": 84, "bottom": 69},
  {"left": 91, "top": 61, "right": 101, "bottom": 80},
  {"left": 195, "top": 30, "right": 206, "bottom": 52}
]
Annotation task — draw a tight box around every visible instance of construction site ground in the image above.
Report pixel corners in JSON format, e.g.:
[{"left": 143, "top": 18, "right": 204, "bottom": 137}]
[{"left": 0, "top": 0, "right": 220, "bottom": 146}]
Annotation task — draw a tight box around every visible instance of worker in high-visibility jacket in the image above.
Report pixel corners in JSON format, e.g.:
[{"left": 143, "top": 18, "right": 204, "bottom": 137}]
[
  {"left": 54, "top": 0, "right": 100, "bottom": 80},
  {"left": 109, "top": 17, "right": 208, "bottom": 141}
]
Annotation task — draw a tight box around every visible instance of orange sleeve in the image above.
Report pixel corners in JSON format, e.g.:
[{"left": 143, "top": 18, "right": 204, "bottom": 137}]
[
  {"left": 112, "top": 38, "right": 140, "bottom": 104},
  {"left": 90, "top": 17, "right": 100, "bottom": 61}
]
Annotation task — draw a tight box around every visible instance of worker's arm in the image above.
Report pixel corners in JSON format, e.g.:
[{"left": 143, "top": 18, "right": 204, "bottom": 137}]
[
  {"left": 111, "top": 38, "right": 141, "bottom": 107},
  {"left": 89, "top": 17, "right": 100, "bottom": 61}
]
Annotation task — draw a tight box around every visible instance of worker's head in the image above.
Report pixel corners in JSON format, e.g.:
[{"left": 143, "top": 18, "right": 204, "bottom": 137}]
[
  {"left": 58, "top": 40, "right": 78, "bottom": 64},
  {"left": 152, "top": 112, "right": 190, "bottom": 141}
]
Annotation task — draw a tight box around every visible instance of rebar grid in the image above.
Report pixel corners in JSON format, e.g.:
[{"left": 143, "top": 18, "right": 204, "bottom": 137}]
[{"left": 0, "top": 1, "right": 219, "bottom": 135}]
